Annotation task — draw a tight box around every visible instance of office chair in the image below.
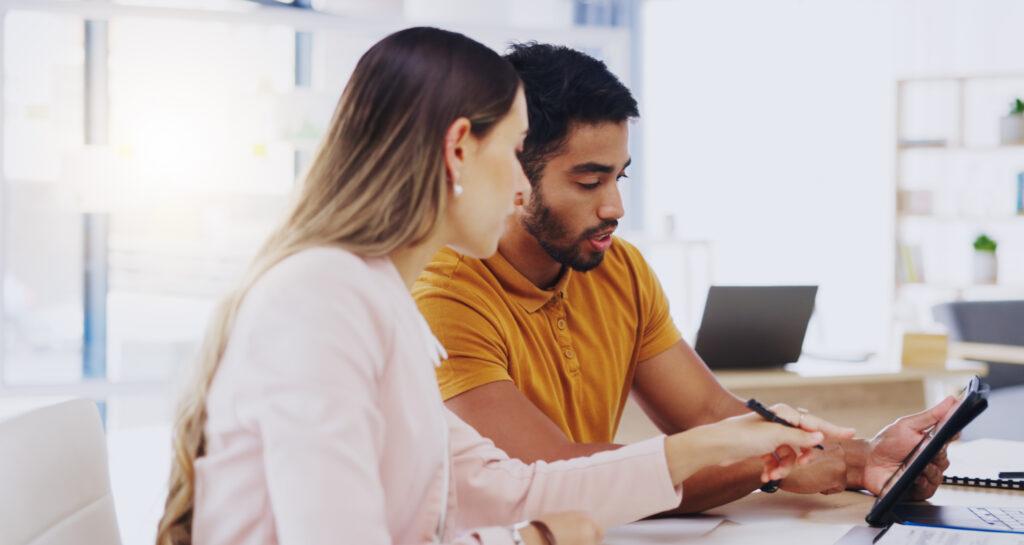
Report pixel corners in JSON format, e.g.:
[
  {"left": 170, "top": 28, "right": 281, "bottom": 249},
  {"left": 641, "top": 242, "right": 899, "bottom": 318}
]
[
  {"left": 934, "top": 300, "right": 1024, "bottom": 441},
  {"left": 0, "top": 399, "right": 123, "bottom": 545}
]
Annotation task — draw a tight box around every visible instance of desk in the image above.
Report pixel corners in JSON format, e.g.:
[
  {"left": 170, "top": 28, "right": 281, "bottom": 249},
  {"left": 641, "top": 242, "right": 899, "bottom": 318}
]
[
  {"left": 951, "top": 342, "right": 1024, "bottom": 366},
  {"left": 607, "top": 439, "right": 1024, "bottom": 545},
  {"left": 616, "top": 360, "right": 986, "bottom": 443}
]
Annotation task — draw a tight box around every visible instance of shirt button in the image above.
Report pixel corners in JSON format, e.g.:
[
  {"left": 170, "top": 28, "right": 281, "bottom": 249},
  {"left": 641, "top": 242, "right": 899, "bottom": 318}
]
[
  {"left": 556, "top": 319, "right": 567, "bottom": 330},
  {"left": 564, "top": 348, "right": 575, "bottom": 359}
]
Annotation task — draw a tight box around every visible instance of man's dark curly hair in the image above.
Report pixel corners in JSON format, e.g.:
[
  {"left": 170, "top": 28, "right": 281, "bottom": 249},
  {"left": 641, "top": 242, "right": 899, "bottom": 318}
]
[{"left": 505, "top": 42, "right": 639, "bottom": 185}]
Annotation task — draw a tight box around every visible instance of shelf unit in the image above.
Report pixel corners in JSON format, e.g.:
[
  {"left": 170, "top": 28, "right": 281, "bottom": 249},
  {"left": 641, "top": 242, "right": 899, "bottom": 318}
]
[{"left": 894, "top": 74, "right": 1024, "bottom": 327}]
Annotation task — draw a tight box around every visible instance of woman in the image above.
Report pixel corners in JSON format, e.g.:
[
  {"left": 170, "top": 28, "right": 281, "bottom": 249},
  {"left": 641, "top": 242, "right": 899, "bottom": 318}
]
[{"left": 157, "top": 27, "right": 852, "bottom": 545}]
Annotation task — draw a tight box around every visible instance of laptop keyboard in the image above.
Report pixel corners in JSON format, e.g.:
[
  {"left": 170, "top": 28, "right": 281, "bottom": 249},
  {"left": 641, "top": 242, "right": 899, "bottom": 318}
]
[{"left": 969, "top": 507, "right": 1024, "bottom": 530}]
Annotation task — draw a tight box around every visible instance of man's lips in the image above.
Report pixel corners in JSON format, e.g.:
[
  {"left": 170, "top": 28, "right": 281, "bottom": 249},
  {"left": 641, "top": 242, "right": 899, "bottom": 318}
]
[{"left": 587, "top": 229, "right": 615, "bottom": 251}]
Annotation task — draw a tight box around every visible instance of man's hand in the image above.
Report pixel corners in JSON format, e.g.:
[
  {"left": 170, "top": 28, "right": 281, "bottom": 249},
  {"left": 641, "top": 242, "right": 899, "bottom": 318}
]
[
  {"left": 780, "top": 442, "right": 848, "bottom": 495},
  {"left": 666, "top": 404, "right": 853, "bottom": 486},
  {"left": 861, "top": 396, "right": 958, "bottom": 500}
]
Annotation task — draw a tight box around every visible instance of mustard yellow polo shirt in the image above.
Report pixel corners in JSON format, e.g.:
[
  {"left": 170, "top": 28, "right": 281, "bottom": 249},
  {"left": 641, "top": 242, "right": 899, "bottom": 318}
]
[{"left": 413, "top": 237, "right": 681, "bottom": 443}]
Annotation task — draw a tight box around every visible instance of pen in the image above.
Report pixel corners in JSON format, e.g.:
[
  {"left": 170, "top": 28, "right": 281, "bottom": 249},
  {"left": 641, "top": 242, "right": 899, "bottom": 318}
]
[
  {"left": 747, "top": 398, "right": 826, "bottom": 494},
  {"left": 746, "top": 399, "right": 825, "bottom": 451},
  {"left": 999, "top": 472, "right": 1024, "bottom": 479}
]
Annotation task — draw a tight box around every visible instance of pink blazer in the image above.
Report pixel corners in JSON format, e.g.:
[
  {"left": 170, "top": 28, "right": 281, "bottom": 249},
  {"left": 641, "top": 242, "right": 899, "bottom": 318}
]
[{"left": 193, "top": 247, "right": 682, "bottom": 545}]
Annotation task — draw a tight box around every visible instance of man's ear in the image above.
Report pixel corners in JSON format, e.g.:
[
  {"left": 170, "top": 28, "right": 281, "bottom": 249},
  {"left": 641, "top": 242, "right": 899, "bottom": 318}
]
[{"left": 443, "top": 117, "right": 473, "bottom": 190}]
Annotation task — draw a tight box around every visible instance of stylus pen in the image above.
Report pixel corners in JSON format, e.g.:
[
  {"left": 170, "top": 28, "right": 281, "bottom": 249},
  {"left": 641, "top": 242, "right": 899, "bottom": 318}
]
[
  {"left": 746, "top": 399, "right": 825, "bottom": 451},
  {"left": 999, "top": 472, "right": 1024, "bottom": 479}
]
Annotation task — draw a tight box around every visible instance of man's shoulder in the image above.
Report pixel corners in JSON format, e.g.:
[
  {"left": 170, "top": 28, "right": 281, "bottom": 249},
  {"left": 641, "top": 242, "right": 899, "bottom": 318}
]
[
  {"left": 413, "top": 248, "right": 510, "bottom": 344},
  {"left": 413, "top": 247, "right": 496, "bottom": 301}
]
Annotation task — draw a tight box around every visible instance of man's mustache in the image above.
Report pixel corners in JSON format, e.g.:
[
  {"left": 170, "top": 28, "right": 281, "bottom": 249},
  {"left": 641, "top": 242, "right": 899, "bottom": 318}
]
[{"left": 580, "top": 220, "right": 619, "bottom": 240}]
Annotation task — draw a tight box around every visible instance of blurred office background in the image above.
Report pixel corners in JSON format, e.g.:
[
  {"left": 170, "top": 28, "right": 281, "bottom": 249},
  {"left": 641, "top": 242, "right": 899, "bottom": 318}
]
[{"left": 3, "top": 0, "right": 1024, "bottom": 543}]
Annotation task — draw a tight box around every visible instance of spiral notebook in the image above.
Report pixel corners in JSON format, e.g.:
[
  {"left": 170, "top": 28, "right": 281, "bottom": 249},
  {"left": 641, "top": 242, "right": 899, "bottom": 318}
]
[{"left": 943, "top": 475, "right": 1024, "bottom": 490}]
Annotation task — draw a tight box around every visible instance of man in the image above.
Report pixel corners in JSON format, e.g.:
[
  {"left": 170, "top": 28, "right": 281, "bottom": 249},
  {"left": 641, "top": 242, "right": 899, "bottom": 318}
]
[{"left": 413, "top": 42, "right": 951, "bottom": 513}]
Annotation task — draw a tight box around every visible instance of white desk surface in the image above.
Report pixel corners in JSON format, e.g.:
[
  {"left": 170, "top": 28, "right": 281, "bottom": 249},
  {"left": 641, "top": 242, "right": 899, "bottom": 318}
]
[
  {"left": 714, "top": 358, "right": 986, "bottom": 389},
  {"left": 608, "top": 439, "right": 1024, "bottom": 545},
  {"left": 951, "top": 342, "right": 1024, "bottom": 366}
]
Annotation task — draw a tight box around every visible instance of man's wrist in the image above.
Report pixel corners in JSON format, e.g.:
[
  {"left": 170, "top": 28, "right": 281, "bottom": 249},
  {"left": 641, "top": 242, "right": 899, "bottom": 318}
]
[{"left": 841, "top": 438, "right": 869, "bottom": 490}]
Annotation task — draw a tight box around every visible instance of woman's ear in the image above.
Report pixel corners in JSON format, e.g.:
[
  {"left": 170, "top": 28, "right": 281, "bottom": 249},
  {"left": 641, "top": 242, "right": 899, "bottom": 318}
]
[{"left": 444, "top": 117, "right": 472, "bottom": 190}]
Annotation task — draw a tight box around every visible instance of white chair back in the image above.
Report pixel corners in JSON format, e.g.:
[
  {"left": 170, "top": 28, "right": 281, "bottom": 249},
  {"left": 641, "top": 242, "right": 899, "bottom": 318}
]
[{"left": 0, "top": 399, "right": 122, "bottom": 545}]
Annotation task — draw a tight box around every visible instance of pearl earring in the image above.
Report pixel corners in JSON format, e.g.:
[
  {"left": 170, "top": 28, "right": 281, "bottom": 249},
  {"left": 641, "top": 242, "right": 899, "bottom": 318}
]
[{"left": 453, "top": 184, "right": 464, "bottom": 197}]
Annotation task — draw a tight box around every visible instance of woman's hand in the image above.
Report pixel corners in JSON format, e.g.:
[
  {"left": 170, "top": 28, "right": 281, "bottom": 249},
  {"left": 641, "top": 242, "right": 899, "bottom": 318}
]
[
  {"left": 520, "top": 512, "right": 603, "bottom": 545},
  {"left": 665, "top": 404, "right": 856, "bottom": 485}
]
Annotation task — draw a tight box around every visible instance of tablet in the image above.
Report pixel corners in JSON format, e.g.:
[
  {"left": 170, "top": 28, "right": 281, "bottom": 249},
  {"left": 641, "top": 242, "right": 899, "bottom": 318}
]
[{"left": 865, "top": 375, "right": 990, "bottom": 527}]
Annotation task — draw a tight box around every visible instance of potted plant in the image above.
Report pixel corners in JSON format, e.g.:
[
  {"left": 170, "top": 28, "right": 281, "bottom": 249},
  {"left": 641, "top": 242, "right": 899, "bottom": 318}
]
[
  {"left": 972, "top": 234, "right": 998, "bottom": 284},
  {"left": 1000, "top": 98, "right": 1024, "bottom": 145}
]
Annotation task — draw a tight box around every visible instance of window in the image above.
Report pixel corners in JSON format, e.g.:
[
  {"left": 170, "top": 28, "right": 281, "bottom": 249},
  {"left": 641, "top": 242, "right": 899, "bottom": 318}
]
[{"left": 3, "top": 11, "right": 86, "bottom": 385}]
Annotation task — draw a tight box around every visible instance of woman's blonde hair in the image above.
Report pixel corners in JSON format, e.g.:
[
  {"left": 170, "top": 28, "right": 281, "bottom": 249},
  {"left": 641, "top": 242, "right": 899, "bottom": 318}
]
[{"left": 156, "top": 27, "right": 519, "bottom": 545}]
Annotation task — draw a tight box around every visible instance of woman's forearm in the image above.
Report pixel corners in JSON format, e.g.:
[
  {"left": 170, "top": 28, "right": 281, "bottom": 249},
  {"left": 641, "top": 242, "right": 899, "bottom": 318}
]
[{"left": 664, "top": 429, "right": 717, "bottom": 485}]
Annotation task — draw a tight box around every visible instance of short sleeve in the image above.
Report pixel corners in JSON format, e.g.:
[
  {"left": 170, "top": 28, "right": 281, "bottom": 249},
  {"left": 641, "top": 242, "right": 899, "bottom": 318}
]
[
  {"left": 416, "top": 288, "right": 513, "bottom": 401},
  {"left": 627, "top": 244, "right": 683, "bottom": 362}
]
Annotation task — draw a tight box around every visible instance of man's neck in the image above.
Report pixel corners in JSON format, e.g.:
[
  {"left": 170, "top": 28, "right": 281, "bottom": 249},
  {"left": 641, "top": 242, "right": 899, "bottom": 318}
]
[{"left": 497, "top": 219, "right": 564, "bottom": 290}]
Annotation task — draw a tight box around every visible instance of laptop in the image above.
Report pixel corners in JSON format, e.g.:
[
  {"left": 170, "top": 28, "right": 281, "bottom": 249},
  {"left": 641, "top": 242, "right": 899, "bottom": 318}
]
[
  {"left": 694, "top": 286, "right": 817, "bottom": 369},
  {"left": 866, "top": 376, "right": 1024, "bottom": 535}
]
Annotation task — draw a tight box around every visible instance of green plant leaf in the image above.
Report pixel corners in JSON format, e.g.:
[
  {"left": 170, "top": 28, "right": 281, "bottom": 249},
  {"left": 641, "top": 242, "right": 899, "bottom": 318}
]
[
  {"left": 973, "top": 234, "right": 998, "bottom": 252},
  {"left": 1013, "top": 98, "right": 1024, "bottom": 116}
]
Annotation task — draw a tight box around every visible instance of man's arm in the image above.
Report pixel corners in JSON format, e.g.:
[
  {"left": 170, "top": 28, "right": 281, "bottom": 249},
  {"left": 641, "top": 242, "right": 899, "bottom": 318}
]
[
  {"left": 443, "top": 339, "right": 766, "bottom": 514},
  {"left": 631, "top": 340, "right": 747, "bottom": 429},
  {"left": 632, "top": 341, "right": 865, "bottom": 506},
  {"left": 443, "top": 358, "right": 769, "bottom": 514},
  {"left": 631, "top": 340, "right": 774, "bottom": 512},
  {"left": 440, "top": 339, "right": 733, "bottom": 465},
  {"left": 631, "top": 340, "right": 955, "bottom": 504},
  {"left": 444, "top": 341, "right": 952, "bottom": 514},
  {"left": 445, "top": 380, "right": 619, "bottom": 462}
]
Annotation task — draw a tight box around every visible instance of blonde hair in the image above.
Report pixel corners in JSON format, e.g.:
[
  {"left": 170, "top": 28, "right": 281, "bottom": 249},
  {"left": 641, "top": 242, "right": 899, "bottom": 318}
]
[{"left": 156, "top": 27, "right": 519, "bottom": 545}]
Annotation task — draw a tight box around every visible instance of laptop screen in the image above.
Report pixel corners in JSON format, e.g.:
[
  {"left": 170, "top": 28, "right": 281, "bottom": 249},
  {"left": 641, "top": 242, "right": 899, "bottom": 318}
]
[{"left": 694, "top": 285, "right": 818, "bottom": 369}]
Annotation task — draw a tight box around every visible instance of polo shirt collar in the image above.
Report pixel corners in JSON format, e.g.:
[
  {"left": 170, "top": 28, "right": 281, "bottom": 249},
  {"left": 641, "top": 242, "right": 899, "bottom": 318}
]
[{"left": 484, "top": 250, "right": 573, "bottom": 313}]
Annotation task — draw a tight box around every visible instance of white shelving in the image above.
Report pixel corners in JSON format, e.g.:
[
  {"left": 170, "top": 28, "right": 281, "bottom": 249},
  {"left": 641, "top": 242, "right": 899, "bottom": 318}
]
[{"left": 894, "top": 74, "right": 1024, "bottom": 327}]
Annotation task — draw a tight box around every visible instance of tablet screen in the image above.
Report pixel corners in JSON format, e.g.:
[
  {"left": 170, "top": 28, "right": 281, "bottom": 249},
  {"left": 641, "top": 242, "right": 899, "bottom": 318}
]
[
  {"left": 876, "top": 381, "right": 972, "bottom": 499},
  {"left": 866, "top": 376, "right": 988, "bottom": 526}
]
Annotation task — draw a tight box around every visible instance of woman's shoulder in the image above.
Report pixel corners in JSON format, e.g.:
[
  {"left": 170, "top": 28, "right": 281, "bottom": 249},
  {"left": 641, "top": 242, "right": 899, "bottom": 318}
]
[
  {"left": 266, "top": 246, "right": 383, "bottom": 283},
  {"left": 256, "top": 246, "right": 394, "bottom": 296},
  {"left": 240, "top": 246, "right": 401, "bottom": 327}
]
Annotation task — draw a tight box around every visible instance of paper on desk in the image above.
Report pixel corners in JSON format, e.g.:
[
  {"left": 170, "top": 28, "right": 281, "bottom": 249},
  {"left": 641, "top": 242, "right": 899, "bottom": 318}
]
[
  {"left": 603, "top": 517, "right": 725, "bottom": 544},
  {"left": 877, "top": 524, "right": 1024, "bottom": 545},
  {"left": 949, "top": 440, "right": 1024, "bottom": 479},
  {"left": 833, "top": 526, "right": 884, "bottom": 545}
]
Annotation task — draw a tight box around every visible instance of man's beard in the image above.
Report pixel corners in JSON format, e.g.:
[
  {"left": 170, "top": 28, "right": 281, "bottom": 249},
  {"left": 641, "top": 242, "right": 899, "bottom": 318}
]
[{"left": 520, "top": 186, "right": 617, "bottom": 273}]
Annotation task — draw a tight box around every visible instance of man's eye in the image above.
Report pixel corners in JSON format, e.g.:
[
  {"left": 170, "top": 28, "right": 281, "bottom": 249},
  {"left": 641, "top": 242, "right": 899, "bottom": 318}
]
[
  {"left": 579, "top": 181, "right": 600, "bottom": 190},
  {"left": 617, "top": 173, "right": 629, "bottom": 182}
]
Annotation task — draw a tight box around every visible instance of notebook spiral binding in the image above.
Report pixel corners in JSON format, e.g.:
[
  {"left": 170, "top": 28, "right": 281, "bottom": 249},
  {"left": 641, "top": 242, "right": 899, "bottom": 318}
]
[{"left": 943, "top": 475, "right": 1024, "bottom": 490}]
